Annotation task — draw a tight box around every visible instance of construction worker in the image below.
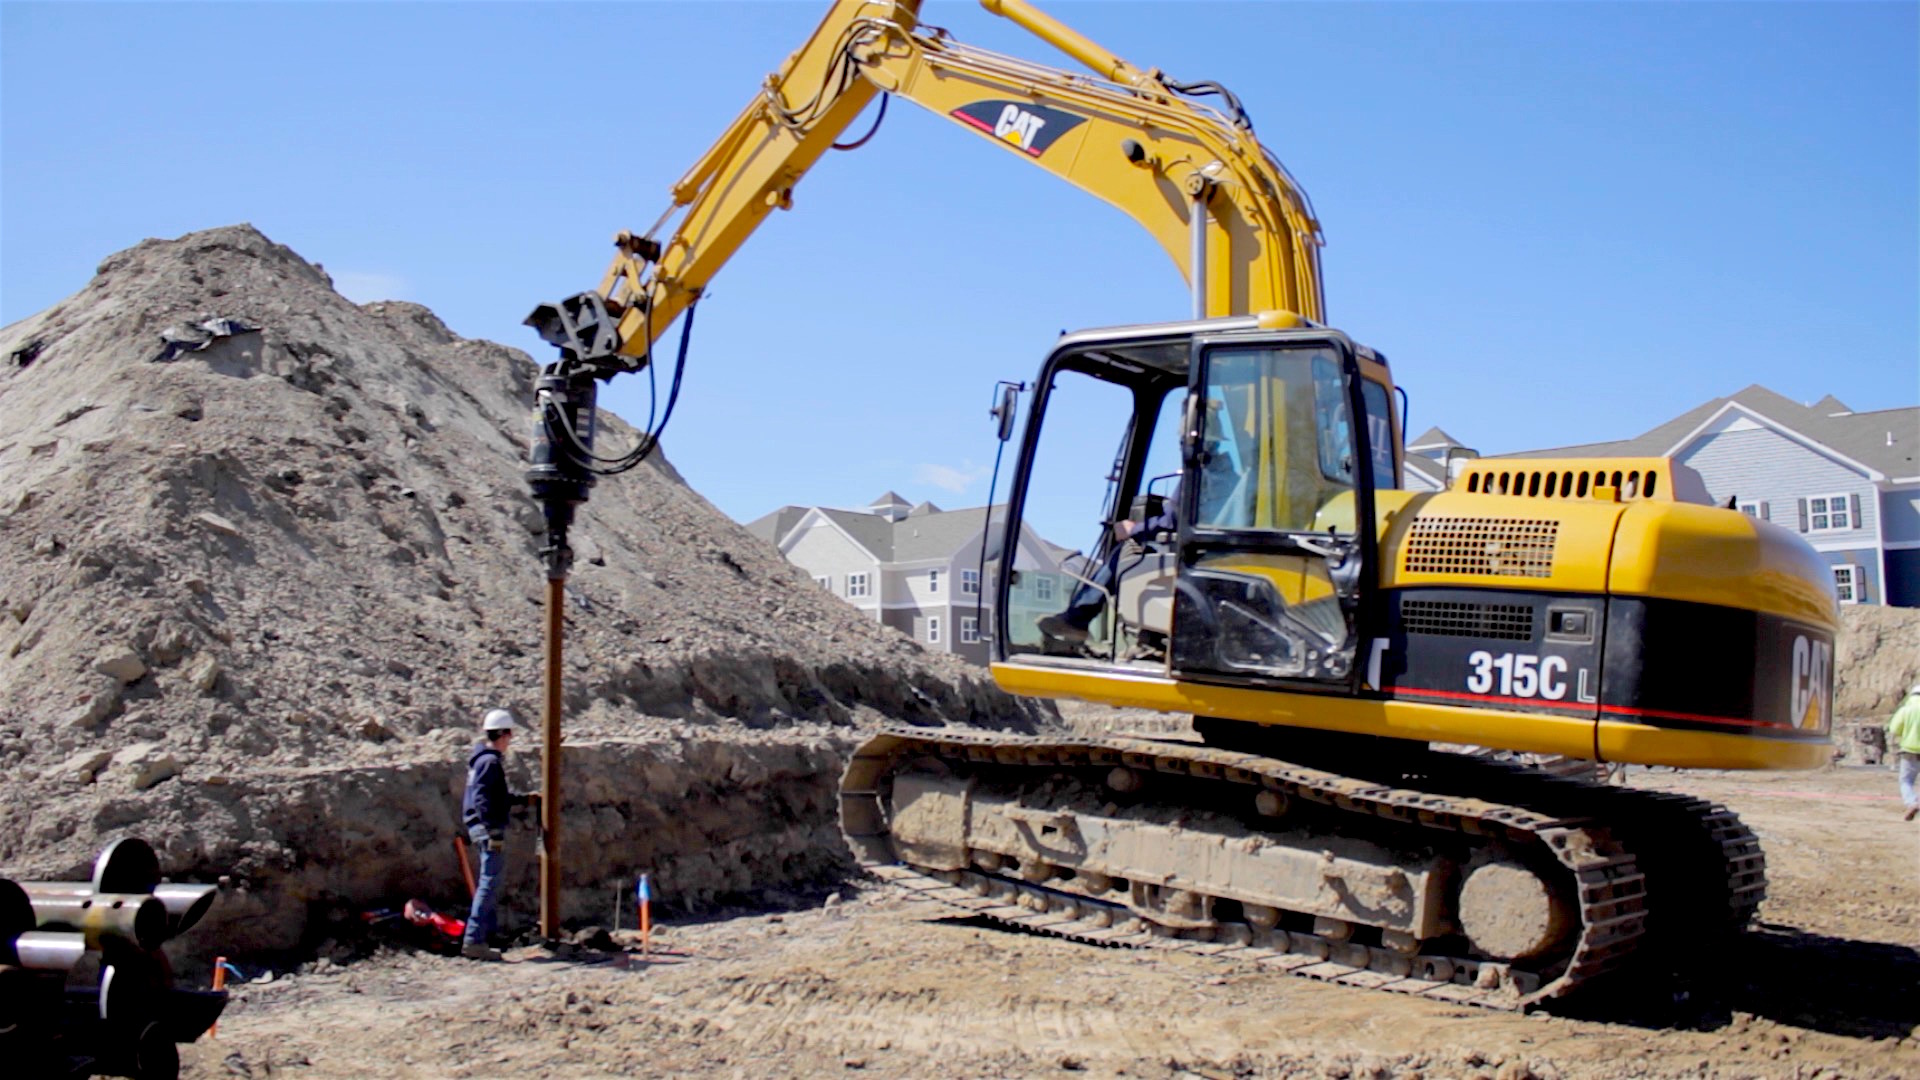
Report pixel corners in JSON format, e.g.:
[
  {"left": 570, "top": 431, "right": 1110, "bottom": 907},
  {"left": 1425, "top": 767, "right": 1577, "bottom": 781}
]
[
  {"left": 1887, "top": 683, "right": 1920, "bottom": 822},
  {"left": 461, "top": 708, "right": 539, "bottom": 960}
]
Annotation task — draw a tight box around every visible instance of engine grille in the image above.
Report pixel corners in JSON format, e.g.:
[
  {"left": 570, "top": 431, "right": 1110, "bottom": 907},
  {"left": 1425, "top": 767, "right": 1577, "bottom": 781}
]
[
  {"left": 1403, "top": 516, "right": 1558, "bottom": 578},
  {"left": 1402, "top": 599, "right": 1535, "bottom": 641}
]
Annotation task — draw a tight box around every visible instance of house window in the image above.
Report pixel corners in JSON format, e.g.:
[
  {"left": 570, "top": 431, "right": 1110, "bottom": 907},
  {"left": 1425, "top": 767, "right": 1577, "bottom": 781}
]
[
  {"left": 1808, "top": 494, "right": 1852, "bottom": 532},
  {"left": 960, "top": 616, "right": 979, "bottom": 644},
  {"left": 1833, "top": 565, "right": 1861, "bottom": 604},
  {"left": 1034, "top": 576, "right": 1055, "bottom": 602},
  {"left": 928, "top": 569, "right": 940, "bottom": 594},
  {"left": 961, "top": 569, "right": 980, "bottom": 595},
  {"left": 927, "top": 617, "right": 941, "bottom": 644},
  {"left": 1736, "top": 499, "right": 1768, "bottom": 520},
  {"left": 814, "top": 575, "right": 833, "bottom": 592},
  {"left": 847, "top": 572, "right": 870, "bottom": 599}
]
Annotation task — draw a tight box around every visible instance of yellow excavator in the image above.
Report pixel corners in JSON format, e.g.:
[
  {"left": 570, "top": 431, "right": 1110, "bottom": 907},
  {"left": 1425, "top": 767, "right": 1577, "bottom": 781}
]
[{"left": 525, "top": 0, "right": 1838, "bottom": 1008}]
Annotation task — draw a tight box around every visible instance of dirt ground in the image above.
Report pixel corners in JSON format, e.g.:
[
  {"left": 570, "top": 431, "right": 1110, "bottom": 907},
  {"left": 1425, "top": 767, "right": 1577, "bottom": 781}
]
[{"left": 184, "top": 765, "right": 1919, "bottom": 1080}]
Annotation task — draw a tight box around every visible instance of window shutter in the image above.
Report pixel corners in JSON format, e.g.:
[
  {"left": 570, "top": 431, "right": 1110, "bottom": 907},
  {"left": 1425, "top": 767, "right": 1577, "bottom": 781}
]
[
  {"left": 1797, "top": 498, "right": 1808, "bottom": 532},
  {"left": 1849, "top": 493, "right": 1862, "bottom": 529},
  {"left": 1759, "top": 501, "right": 1771, "bottom": 521}
]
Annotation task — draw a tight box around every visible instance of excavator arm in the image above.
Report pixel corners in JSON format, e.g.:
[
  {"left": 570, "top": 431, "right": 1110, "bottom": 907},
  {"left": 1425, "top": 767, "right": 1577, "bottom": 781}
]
[{"left": 539, "top": 0, "right": 1326, "bottom": 372}]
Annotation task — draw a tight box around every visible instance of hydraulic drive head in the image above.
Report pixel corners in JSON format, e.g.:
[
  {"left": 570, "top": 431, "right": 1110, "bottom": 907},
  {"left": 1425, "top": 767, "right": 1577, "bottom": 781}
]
[{"left": 526, "top": 370, "right": 599, "bottom": 579}]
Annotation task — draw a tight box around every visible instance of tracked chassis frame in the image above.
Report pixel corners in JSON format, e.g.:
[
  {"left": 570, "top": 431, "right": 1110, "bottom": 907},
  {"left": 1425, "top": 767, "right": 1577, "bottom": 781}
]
[{"left": 841, "top": 730, "right": 1765, "bottom": 1010}]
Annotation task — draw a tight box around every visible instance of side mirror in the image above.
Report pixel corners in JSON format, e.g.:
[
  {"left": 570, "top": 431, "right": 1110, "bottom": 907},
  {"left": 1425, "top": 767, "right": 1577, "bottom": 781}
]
[{"left": 991, "top": 383, "right": 1021, "bottom": 443}]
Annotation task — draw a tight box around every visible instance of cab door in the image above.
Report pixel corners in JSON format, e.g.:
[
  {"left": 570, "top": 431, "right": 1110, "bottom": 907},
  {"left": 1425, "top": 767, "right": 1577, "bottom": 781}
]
[{"left": 1169, "top": 333, "right": 1380, "bottom": 689}]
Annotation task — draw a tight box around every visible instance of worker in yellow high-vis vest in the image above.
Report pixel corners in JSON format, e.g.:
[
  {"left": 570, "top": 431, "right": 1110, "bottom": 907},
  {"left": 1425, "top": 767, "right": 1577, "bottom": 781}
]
[{"left": 1887, "top": 684, "right": 1920, "bottom": 822}]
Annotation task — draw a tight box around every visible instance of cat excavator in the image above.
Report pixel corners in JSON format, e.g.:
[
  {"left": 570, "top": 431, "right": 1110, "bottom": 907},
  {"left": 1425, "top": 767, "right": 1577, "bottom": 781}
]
[{"left": 525, "top": 0, "right": 1838, "bottom": 1008}]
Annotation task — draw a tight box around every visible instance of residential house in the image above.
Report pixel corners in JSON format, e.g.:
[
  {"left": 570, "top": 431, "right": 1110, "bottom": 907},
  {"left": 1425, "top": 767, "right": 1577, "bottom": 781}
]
[
  {"left": 1493, "top": 385, "right": 1918, "bottom": 607},
  {"left": 744, "top": 492, "right": 1080, "bottom": 664},
  {"left": 1402, "top": 426, "right": 1469, "bottom": 492}
]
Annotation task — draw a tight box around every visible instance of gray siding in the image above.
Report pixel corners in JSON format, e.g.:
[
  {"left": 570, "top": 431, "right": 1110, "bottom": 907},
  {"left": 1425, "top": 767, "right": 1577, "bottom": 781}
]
[
  {"left": 950, "top": 606, "right": 992, "bottom": 666},
  {"left": 1882, "top": 489, "right": 1920, "bottom": 545},
  {"left": 880, "top": 607, "right": 916, "bottom": 638},
  {"left": 1887, "top": 549, "right": 1920, "bottom": 607},
  {"left": 1677, "top": 427, "right": 1877, "bottom": 546}
]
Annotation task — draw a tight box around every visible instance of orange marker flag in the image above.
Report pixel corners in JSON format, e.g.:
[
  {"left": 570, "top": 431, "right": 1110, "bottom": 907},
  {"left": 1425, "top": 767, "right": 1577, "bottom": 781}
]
[{"left": 211, "top": 956, "right": 228, "bottom": 1037}]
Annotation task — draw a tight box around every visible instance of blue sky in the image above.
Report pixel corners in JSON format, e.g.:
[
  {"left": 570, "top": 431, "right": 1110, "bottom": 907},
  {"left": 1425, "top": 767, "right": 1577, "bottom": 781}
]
[{"left": 5, "top": 1, "right": 1916, "bottom": 542}]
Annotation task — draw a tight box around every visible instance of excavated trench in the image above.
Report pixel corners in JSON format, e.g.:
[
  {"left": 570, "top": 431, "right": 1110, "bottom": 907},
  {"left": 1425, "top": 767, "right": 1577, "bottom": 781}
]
[{"left": 114, "top": 730, "right": 868, "bottom": 974}]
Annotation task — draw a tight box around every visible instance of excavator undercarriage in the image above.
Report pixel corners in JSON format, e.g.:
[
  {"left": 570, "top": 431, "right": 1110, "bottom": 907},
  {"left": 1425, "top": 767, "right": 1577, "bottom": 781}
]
[{"left": 842, "top": 728, "right": 1765, "bottom": 1009}]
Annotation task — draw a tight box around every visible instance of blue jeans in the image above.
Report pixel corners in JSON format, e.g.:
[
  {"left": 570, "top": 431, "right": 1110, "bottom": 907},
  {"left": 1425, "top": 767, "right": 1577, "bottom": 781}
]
[
  {"left": 465, "top": 828, "right": 505, "bottom": 946},
  {"left": 1899, "top": 753, "right": 1919, "bottom": 810}
]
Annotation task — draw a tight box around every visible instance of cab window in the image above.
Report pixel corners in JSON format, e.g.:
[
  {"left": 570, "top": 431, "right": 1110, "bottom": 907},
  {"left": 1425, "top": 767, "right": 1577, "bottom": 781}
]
[
  {"left": 1194, "top": 345, "right": 1356, "bottom": 534},
  {"left": 1360, "top": 379, "right": 1397, "bottom": 491}
]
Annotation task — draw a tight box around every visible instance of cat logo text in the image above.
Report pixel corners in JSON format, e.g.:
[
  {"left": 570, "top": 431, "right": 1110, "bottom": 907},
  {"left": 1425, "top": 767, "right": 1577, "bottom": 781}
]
[{"left": 949, "top": 100, "right": 1087, "bottom": 158}]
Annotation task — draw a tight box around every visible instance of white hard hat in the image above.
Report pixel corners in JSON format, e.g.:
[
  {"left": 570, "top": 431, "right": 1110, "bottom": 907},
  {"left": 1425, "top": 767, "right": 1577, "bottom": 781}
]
[{"left": 482, "top": 708, "right": 518, "bottom": 733}]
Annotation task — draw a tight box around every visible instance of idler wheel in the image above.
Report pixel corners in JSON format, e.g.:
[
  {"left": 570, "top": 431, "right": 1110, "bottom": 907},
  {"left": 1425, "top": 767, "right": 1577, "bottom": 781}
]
[{"left": 1457, "top": 859, "right": 1570, "bottom": 961}]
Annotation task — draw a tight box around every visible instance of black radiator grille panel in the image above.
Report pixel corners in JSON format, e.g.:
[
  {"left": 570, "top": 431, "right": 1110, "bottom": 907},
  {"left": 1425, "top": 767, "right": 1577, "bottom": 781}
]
[{"left": 1402, "top": 599, "right": 1535, "bottom": 642}]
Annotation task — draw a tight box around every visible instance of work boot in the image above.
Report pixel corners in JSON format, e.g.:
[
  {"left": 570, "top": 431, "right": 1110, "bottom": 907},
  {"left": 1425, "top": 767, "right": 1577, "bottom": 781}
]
[
  {"left": 1904, "top": 806, "right": 1917, "bottom": 822},
  {"left": 461, "top": 942, "right": 503, "bottom": 962},
  {"left": 1037, "top": 614, "right": 1089, "bottom": 645}
]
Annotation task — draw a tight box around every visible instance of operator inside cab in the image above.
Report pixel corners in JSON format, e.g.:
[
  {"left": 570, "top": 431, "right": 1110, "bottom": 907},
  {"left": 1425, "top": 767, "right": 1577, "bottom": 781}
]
[{"left": 1036, "top": 396, "right": 1240, "bottom": 652}]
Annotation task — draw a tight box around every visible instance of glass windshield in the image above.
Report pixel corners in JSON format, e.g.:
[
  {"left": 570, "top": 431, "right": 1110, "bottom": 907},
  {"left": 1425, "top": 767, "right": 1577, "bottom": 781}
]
[{"left": 1194, "top": 345, "right": 1356, "bottom": 534}]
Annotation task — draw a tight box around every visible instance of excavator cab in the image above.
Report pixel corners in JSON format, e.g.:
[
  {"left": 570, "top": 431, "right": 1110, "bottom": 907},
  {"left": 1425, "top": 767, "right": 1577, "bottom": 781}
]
[{"left": 992, "top": 317, "right": 1397, "bottom": 696}]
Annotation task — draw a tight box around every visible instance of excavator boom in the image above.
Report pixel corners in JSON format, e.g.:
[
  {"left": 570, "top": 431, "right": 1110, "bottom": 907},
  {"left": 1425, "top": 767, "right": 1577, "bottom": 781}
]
[{"left": 572, "top": 0, "right": 1325, "bottom": 372}]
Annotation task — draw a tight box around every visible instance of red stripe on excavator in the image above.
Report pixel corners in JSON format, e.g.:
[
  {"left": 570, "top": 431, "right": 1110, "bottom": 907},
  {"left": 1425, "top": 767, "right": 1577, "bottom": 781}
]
[
  {"left": 1393, "top": 686, "right": 1799, "bottom": 733},
  {"left": 1599, "top": 704, "right": 1798, "bottom": 731},
  {"left": 1390, "top": 686, "right": 1593, "bottom": 713},
  {"left": 953, "top": 111, "right": 996, "bottom": 135}
]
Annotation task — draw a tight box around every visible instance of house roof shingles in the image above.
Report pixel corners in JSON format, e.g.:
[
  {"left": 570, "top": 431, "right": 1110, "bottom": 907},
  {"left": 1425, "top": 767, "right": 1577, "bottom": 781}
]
[
  {"left": 816, "top": 507, "right": 898, "bottom": 560},
  {"left": 744, "top": 500, "right": 1078, "bottom": 565},
  {"left": 742, "top": 505, "right": 810, "bottom": 548},
  {"left": 1407, "top": 426, "right": 1465, "bottom": 450},
  {"left": 1498, "top": 384, "right": 1918, "bottom": 480}
]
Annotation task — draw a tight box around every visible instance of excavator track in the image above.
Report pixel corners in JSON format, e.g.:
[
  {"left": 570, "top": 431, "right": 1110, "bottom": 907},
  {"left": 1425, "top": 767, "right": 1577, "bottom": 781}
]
[{"left": 842, "top": 729, "right": 1766, "bottom": 1011}]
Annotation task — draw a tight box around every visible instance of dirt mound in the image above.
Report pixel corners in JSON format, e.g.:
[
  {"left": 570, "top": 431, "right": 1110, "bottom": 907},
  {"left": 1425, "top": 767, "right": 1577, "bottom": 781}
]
[
  {"left": 1837, "top": 604, "right": 1920, "bottom": 720},
  {"left": 0, "top": 224, "right": 1047, "bottom": 965}
]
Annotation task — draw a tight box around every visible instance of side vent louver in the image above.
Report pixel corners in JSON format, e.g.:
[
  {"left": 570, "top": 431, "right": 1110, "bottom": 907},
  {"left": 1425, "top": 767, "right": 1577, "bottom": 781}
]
[
  {"left": 1404, "top": 516, "right": 1558, "bottom": 578},
  {"left": 1403, "top": 599, "right": 1535, "bottom": 641},
  {"left": 1465, "top": 467, "right": 1659, "bottom": 499}
]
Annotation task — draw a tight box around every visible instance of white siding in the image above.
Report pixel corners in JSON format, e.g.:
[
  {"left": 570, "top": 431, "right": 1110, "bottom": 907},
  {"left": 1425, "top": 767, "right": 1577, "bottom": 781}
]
[
  {"left": 900, "top": 566, "right": 947, "bottom": 607},
  {"left": 784, "top": 519, "right": 880, "bottom": 614}
]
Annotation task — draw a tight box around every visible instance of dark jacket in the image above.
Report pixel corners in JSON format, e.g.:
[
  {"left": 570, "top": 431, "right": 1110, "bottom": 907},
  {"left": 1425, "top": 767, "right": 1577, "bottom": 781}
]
[{"left": 462, "top": 743, "right": 525, "bottom": 837}]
